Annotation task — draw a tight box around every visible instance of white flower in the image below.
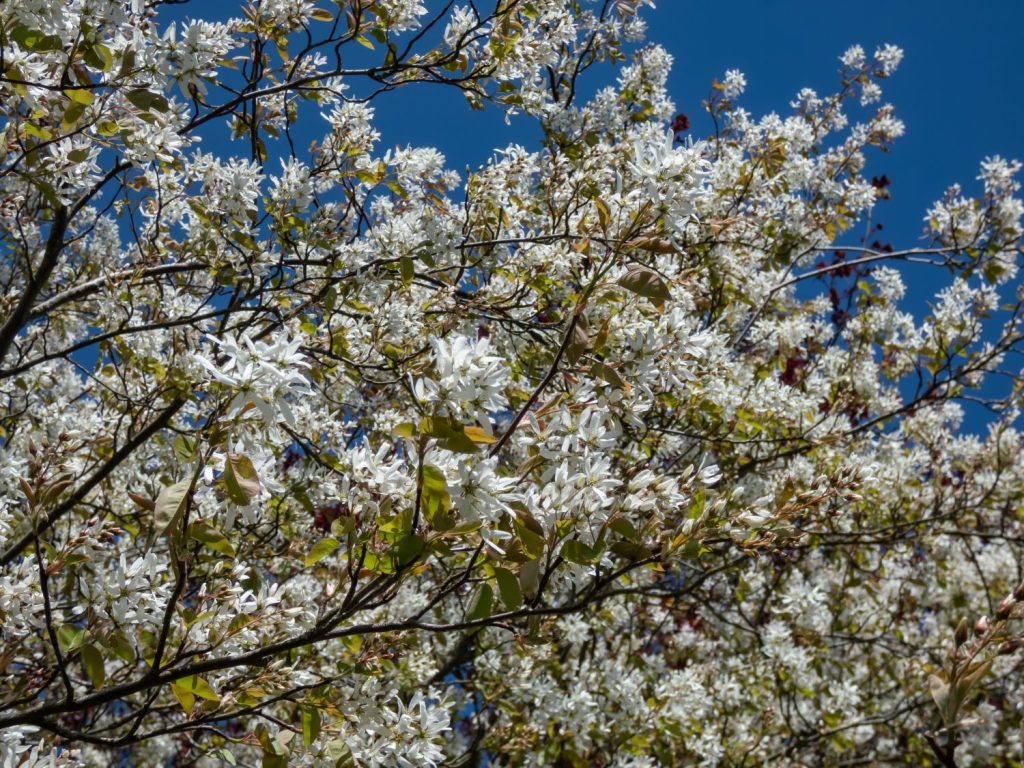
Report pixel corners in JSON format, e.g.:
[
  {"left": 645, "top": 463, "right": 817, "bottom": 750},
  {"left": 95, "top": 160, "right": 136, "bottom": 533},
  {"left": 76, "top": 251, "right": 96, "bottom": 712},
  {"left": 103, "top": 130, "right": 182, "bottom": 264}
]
[
  {"left": 414, "top": 336, "right": 509, "bottom": 431},
  {"left": 193, "top": 330, "right": 312, "bottom": 427},
  {"left": 722, "top": 69, "right": 747, "bottom": 99}
]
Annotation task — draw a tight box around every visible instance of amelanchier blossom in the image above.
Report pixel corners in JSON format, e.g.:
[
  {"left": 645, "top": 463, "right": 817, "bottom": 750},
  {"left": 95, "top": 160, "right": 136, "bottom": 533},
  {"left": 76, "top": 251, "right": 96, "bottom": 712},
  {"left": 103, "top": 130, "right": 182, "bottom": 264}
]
[{"left": 0, "top": 3, "right": 1022, "bottom": 767}]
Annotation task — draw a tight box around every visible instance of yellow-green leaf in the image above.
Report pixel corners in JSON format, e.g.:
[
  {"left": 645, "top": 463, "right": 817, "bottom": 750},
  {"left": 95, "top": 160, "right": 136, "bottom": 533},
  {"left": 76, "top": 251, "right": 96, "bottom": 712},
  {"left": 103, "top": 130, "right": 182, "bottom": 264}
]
[
  {"left": 80, "top": 643, "right": 105, "bottom": 689},
  {"left": 174, "top": 674, "right": 220, "bottom": 702},
  {"left": 463, "top": 426, "right": 497, "bottom": 444},
  {"left": 187, "top": 520, "right": 236, "bottom": 557},
  {"left": 305, "top": 537, "right": 340, "bottom": 567},
  {"left": 302, "top": 704, "right": 321, "bottom": 747}
]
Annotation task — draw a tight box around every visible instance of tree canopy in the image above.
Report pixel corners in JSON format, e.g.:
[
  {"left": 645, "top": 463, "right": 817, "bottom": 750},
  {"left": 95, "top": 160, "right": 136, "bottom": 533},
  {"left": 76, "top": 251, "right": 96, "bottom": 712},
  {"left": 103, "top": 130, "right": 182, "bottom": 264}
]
[{"left": 1, "top": 1, "right": 1023, "bottom": 766}]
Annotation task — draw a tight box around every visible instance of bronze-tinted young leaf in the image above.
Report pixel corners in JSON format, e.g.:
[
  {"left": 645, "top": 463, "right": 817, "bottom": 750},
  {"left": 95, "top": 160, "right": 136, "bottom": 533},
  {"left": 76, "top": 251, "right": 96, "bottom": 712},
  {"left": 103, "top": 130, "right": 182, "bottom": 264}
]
[
  {"left": 127, "top": 491, "right": 154, "bottom": 512},
  {"left": 618, "top": 265, "right": 671, "bottom": 305},
  {"left": 627, "top": 236, "right": 679, "bottom": 254},
  {"left": 223, "top": 453, "right": 260, "bottom": 506},
  {"left": 154, "top": 479, "right": 191, "bottom": 536},
  {"left": 566, "top": 313, "right": 590, "bottom": 365}
]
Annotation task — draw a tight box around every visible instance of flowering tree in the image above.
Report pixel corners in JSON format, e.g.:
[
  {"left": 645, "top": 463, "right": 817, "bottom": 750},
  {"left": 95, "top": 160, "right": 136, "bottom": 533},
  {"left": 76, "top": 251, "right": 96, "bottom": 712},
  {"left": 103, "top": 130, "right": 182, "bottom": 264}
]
[{"left": 1, "top": 1, "right": 1023, "bottom": 765}]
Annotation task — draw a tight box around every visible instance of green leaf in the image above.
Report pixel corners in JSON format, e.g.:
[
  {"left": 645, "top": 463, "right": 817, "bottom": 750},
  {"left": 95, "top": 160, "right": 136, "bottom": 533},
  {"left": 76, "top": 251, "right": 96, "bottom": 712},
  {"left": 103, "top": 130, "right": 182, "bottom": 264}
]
[
  {"left": 83, "top": 43, "right": 113, "bottom": 71},
  {"left": 468, "top": 583, "right": 494, "bottom": 621},
  {"left": 494, "top": 567, "right": 523, "bottom": 610},
  {"left": 610, "top": 540, "right": 652, "bottom": 561},
  {"left": 326, "top": 740, "right": 356, "bottom": 768},
  {"left": 305, "top": 537, "right": 340, "bottom": 567},
  {"left": 439, "top": 431, "right": 478, "bottom": 454},
  {"left": 57, "top": 625, "right": 87, "bottom": 654},
  {"left": 687, "top": 488, "right": 705, "bottom": 520},
  {"left": 590, "top": 362, "right": 626, "bottom": 389},
  {"left": 154, "top": 480, "right": 190, "bottom": 536},
  {"left": 173, "top": 435, "right": 196, "bottom": 462},
  {"left": 463, "top": 426, "right": 497, "bottom": 444},
  {"left": 170, "top": 682, "right": 195, "bottom": 713},
  {"left": 309, "top": 8, "right": 335, "bottom": 21},
  {"left": 302, "top": 704, "right": 321, "bottom": 747},
  {"left": 186, "top": 520, "right": 236, "bottom": 557},
  {"left": 400, "top": 256, "right": 414, "bottom": 286},
  {"left": 126, "top": 88, "right": 169, "bottom": 113},
  {"left": 22, "top": 122, "right": 53, "bottom": 141},
  {"left": 618, "top": 265, "right": 671, "bottom": 306},
  {"left": 609, "top": 517, "right": 638, "bottom": 541},
  {"left": 64, "top": 88, "right": 94, "bottom": 105},
  {"left": 561, "top": 539, "right": 605, "bottom": 565},
  {"left": 96, "top": 119, "right": 119, "bottom": 136},
  {"left": 421, "top": 464, "right": 453, "bottom": 529},
  {"left": 174, "top": 674, "right": 220, "bottom": 702},
  {"left": 512, "top": 512, "right": 544, "bottom": 559},
  {"left": 393, "top": 422, "right": 417, "bottom": 439},
  {"left": 223, "top": 453, "right": 260, "bottom": 505},
  {"left": 61, "top": 101, "right": 88, "bottom": 131},
  {"left": 594, "top": 197, "right": 610, "bottom": 229},
  {"left": 422, "top": 416, "right": 482, "bottom": 453},
  {"left": 396, "top": 534, "right": 425, "bottom": 566},
  {"left": 420, "top": 415, "right": 457, "bottom": 439},
  {"left": 80, "top": 643, "right": 105, "bottom": 689},
  {"left": 12, "top": 27, "right": 63, "bottom": 52},
  {"left": 262, "top": 740, "right": 289, "bottom": 768}
]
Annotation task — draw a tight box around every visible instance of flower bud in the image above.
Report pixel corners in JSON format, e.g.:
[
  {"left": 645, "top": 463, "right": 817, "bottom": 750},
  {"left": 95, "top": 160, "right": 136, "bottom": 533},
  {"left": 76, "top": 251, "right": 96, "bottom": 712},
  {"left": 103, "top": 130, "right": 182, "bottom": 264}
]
[
  {"left": 975, "top": 616, "right": 990, "bottom": 636},
  {"left": 954, "top": 617, "right": 970, "bottom": 648},
  {"left": 996, "top": 595, "right": 1016, "bottom": 621},
  {"left": 1013, "top": 581, "right": 1024, "bottom": 602},
  {"left": 998, "top": 639, "right": 1021, "bottom": 656}
]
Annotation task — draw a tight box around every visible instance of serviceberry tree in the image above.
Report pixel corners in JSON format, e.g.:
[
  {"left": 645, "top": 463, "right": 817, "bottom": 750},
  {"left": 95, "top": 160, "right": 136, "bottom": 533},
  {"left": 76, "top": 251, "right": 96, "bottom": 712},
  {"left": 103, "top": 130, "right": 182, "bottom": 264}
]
[{"left": 1, "top": 1, "right": 1022, "bottom": 766}]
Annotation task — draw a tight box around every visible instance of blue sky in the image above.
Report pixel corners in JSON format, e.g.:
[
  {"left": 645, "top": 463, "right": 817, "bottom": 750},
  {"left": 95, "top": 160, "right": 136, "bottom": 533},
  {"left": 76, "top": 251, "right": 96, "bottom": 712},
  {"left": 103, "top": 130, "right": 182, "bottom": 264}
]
[
  {"left": 363, "top": 1, "right": 1022, "bottom": 280},
  {"left": 162, "top": 1, "right": 1023, "bottom": 425},
  {"left": 171, "top": 1, "right": 1024, "bottom": 246}
]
